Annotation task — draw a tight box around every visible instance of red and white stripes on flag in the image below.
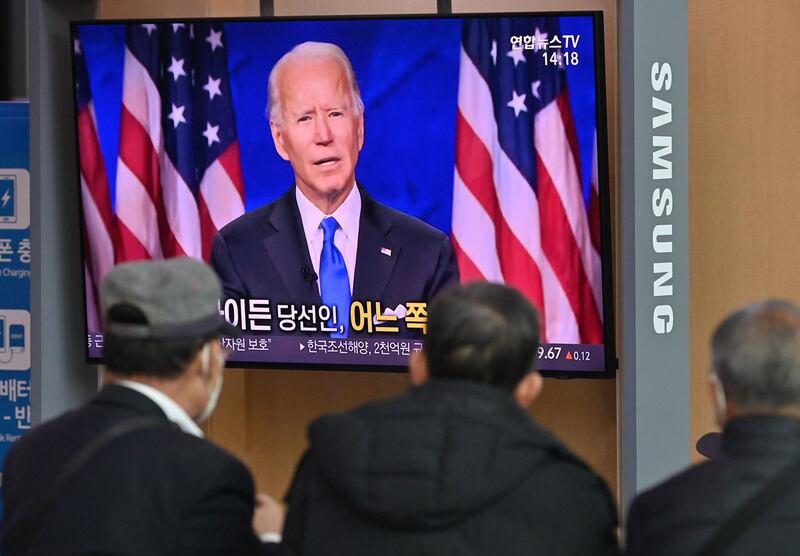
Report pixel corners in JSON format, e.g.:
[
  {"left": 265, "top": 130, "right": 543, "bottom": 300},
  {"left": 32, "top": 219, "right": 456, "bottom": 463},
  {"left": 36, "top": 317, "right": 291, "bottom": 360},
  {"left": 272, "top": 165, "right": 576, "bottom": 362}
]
[
  {"left": 452, "top": 20, "right": 603, "bottom": 344},
  {"left": 588, "top": 130, "right": 602, "bottom": 253},
  {"left": 75, "top": 24, "right": 245, "bottom": 333},
  {"left": 115, "top": 47, "right": 171, "bottom": 261},
  {"left": 75, "top": 32, "right": 115, "bottom": 331},
  {"left": 114, "top": 23, "right": 245, "bottom": 264},
  {"left": 78, "top": 103, "right": 115, "bottom": 332}
]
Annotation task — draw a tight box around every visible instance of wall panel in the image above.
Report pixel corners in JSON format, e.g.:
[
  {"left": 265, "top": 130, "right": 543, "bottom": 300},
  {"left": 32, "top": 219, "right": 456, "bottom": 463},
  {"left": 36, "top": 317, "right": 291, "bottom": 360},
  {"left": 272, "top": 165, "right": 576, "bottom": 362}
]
[
  {"left": 273, "top": 0, "right": 435, "bottom": 16},
  {"left": 688, "top": 0, "right": 800, "bottom": 458}
]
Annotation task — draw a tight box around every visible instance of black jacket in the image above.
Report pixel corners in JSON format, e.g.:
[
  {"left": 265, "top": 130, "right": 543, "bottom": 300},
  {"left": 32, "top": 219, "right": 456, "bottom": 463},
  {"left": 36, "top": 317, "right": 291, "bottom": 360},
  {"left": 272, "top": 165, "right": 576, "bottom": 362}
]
[
  {"left": 281, "top": 380, "right": 620, "bottom": 556},
  {"left": 1, "top": 384, "right": 269, "bottom": 556},
  {"left": 626, "top": 415, "right": 800, "bottom": 556}
]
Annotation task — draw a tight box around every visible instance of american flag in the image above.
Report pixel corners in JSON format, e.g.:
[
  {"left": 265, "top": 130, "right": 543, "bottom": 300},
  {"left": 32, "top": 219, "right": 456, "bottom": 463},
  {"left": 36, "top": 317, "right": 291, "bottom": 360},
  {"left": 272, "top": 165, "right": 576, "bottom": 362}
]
[
  {"left": 110, "top": 22, "right": 245, "bottom": 266},
  {"left": 452, "top": 17, "right": 603, "bottom": 344},
  {"left": 74, "top": 30, "right": 115, "bottom": 332}
]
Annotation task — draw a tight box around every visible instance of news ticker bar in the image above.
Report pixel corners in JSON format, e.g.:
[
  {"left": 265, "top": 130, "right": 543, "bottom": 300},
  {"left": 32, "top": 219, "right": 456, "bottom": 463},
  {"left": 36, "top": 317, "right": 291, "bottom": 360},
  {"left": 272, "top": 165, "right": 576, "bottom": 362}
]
[{"left": 87, "top": 334, "right": 605, "bottom": 372}]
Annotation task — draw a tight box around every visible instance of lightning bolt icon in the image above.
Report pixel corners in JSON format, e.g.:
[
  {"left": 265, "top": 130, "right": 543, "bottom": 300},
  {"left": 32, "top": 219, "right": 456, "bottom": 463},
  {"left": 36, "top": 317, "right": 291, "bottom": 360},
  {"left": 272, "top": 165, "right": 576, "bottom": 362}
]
[{"left": 1, "top": 189, "right": 9, "bottom": 209}]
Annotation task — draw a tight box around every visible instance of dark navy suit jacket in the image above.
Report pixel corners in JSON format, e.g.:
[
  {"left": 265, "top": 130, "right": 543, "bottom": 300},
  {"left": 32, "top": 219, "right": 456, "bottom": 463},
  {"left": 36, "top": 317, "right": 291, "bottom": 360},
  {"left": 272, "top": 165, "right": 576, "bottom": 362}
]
[
  {"left": 0, "top": 384, "right": 273, "bottom": 555},
  {"left": 210, "top": 187, "right": 459, "bottom": 316}
]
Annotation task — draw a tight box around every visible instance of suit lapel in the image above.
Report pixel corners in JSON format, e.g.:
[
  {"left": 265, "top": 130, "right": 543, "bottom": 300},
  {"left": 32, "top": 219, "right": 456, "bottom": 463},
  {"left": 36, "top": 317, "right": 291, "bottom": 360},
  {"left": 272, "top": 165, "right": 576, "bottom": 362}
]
[
  {"left": 353, "top": 189, "right": 399, "bottom": 302},
  {"left": 264, "top": 189, "right": 321, "bottom": 304}
]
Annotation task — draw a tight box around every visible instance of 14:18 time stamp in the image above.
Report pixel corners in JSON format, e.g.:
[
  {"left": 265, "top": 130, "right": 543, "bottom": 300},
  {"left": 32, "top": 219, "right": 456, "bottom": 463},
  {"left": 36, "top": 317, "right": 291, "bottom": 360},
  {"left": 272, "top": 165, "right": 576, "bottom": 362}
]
[{"left": 542, "top": 51, "right": 580, "bottom": 67}]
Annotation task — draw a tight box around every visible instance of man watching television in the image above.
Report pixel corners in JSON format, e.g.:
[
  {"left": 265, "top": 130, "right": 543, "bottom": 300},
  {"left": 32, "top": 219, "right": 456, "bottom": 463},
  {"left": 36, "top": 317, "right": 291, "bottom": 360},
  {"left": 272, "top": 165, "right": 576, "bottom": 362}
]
[
  {"left": 627, "top": 299, "right": 800, "bottom": 555},
  {"left": 1, "top": 258, "right": 282, "bottom": 555},
  {"left": 278, "top": 282, "right": 620, "bottom": 555}
]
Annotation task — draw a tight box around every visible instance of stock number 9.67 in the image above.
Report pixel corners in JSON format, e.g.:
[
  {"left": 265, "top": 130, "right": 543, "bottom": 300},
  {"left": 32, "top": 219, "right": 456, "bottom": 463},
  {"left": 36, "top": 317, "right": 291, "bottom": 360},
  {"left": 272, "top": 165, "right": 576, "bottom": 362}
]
[{"left": 537, "top": 346, "right": 562, "bottom": 360}]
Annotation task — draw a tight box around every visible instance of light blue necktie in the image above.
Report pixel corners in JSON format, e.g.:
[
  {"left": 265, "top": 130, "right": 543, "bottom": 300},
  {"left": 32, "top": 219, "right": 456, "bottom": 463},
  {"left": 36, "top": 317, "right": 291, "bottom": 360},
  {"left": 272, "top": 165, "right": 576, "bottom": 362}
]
[{"left": 319, "top": 217, "right": 350, "bottom": 338}]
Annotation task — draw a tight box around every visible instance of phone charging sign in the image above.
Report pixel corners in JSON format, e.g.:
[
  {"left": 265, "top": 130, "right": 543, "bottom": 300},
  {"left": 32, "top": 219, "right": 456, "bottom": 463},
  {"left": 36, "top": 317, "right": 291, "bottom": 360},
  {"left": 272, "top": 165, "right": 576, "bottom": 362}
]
[
  {"left": 0, "top": 171, "right": 28, "bottom": 230},
  {"left": 0, "top": 103, "right": 31, "bottom": 510},
  {"left": 0, "top": 177, "right": 15, "bottom": 223}
]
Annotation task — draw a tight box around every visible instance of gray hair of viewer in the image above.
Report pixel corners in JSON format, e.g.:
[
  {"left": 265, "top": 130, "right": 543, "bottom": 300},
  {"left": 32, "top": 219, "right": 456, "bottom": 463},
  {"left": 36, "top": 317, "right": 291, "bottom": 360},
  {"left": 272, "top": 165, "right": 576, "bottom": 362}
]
[
  {"left": 712, "top": 299, "right": 800, "bottom": 409},
  {"left": 266, "top": 41, "right": 364, "bottom": 126}
]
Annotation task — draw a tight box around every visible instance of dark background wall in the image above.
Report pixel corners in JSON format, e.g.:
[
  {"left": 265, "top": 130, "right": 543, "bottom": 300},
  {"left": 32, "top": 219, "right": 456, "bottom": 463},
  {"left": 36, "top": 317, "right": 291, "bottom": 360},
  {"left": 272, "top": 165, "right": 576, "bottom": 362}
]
[{"left": 0, "top": 0, "right": 28, "bottom": 100}]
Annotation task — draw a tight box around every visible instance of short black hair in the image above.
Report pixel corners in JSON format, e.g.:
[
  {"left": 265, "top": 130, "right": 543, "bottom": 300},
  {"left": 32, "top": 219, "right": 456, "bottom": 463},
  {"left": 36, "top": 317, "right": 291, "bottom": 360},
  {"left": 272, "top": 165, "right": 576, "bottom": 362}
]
[
  {"left": 102, "top": 303, "right": 213, "bottom": 378},
  {"left": 424, "top": 282, "right": 541, "bottom": 391}
]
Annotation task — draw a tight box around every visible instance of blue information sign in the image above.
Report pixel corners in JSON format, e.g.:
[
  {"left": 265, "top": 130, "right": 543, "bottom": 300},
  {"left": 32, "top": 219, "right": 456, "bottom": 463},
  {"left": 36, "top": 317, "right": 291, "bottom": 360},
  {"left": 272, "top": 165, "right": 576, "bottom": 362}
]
[{"left": 0, "top": 102, "right": 31, "bottom": 516}]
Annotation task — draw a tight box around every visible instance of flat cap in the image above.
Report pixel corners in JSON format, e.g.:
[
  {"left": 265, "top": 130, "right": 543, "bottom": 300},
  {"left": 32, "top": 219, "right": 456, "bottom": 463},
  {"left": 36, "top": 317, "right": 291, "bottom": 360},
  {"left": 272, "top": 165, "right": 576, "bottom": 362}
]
[{"left": 100, "top": 257, "right": 236, "bottom": 340}]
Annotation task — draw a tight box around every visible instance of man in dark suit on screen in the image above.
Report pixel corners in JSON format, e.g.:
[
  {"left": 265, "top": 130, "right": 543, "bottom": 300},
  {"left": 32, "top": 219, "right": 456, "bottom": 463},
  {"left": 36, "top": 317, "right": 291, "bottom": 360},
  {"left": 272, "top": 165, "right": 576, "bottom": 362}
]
[
  {"left": 1, "top": 258, "right": 281, "bottom": 555},
  {"left": 210, "top": 41, "right": 458, "bottom": 336}
]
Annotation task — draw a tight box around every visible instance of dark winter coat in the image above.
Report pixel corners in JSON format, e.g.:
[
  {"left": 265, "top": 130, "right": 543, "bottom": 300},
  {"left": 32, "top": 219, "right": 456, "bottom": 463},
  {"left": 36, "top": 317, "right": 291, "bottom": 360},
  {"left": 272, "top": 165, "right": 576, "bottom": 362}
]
[
  {"left": 282, "top": 379, "right": 620, "bottom": 556},
  {"left": 626, "top": 415, "right": 800, "bottom": 556}
]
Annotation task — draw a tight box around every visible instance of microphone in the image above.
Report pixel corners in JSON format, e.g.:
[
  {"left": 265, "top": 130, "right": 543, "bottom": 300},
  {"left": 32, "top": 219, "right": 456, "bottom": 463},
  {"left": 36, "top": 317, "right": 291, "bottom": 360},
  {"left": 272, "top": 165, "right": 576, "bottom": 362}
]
[{"left": 301, "top": 266, "right": 318, "bottom": 283}]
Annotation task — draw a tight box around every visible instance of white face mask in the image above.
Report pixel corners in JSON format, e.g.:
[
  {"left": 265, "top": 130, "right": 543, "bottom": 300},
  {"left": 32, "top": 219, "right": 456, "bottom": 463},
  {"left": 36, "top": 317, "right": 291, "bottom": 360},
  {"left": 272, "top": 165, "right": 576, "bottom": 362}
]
[{"left": 197, "top": 342, "right": 225, "bottom": 424}]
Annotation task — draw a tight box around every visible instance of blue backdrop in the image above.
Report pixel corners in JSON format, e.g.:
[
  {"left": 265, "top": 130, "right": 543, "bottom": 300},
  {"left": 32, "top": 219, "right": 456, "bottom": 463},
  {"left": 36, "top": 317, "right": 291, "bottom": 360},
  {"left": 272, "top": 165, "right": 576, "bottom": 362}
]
[{"left": 77, "top": 15, "right": 599, "bottom": 236}]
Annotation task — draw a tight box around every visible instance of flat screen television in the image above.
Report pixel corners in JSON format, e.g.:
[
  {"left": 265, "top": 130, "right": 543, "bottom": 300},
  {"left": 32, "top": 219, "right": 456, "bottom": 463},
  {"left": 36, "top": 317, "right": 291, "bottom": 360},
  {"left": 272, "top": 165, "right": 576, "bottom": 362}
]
[{"left": 71, "top": 11, "right": 616, "bottom": 377}]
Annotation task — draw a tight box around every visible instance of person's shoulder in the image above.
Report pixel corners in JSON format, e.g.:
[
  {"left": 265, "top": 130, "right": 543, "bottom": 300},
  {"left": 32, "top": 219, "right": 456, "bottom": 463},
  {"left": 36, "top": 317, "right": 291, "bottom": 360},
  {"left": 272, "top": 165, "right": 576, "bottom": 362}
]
[
  {"left": 143, "top": 426, "right": 255, "bottom": 484},
  {"left": 217, "top": 189, "right": 293, "bottom": 240},
  {"left": 4, "top": 406, "right": 83, "bottom": 463},
  {"left": 307, "top": 392, "right": 424, "bottom": 455},
  {"left": 326, "top": 387, "right": 430, "bottom": 422},
  {"left": 310, "top": 394, "right": 403, "bottom": 432},
  {"left": 154, "top": 426, "right": 240, "bottom": 461},
  {"left": 624, "top": 459, "right": 727, "bottom": 555},
  {"left": 509, "top": 419, "right": 616, "bottom": 514},
  {"left": 631, "top": 458, "right": 720, "bottom": 514},
  {"left": 525, "top": 436, "right": 612, "bottom": 495},
  {"left": 362, "top": 191, "right": 448, "bottom": 243}
]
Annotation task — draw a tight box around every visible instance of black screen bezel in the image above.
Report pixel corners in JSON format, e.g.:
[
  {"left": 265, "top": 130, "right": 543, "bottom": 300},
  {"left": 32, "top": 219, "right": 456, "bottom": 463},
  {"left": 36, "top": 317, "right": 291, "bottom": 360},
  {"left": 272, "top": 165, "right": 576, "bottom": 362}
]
[{"left": 70, "top": 10, "right": 617, "bottom": 378}]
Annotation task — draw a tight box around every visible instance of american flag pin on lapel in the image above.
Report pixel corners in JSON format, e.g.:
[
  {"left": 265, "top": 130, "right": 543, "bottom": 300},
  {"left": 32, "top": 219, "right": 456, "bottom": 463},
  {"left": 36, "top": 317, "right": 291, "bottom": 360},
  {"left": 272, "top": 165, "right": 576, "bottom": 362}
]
[{"left": 380, "top": 247, "right": 392, "bottom": 257}]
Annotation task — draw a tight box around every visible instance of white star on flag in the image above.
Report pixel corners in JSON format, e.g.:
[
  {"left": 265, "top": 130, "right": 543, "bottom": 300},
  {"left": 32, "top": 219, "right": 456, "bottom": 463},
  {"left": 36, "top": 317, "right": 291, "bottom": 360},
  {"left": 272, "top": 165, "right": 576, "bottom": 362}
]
[
  {"left": 167, "top": 104, "right": 186, "bottom": 129},
  {"left": 142, "top": 24, "right": 157, "bottom": 36},
  {"left": 490, "top": 40, "right": 497, "bottom": 65},
  {"left": 507, "top": 90, "right": 527, "bottom": 117},
  {"left": 203, "top": 76, "right": 222, "bottom": 100},
  {"left": 532, "top": 80, "right": 542, "bottom": 100},
  {"left": 533, "top": 27, "right": 549, "bottom": 52},
  {"left": 107, "top": 20, "right": 248, "bottom": 277},
  {"left": 506, "top": 47, "right": 526, "bottom": 67},
  {"left": 73, "top": 39, "right": 81, "bottom": 55},
  {"left": 206, "top": 29, "right": 223, "bottom": 51},
  {"left": 202, "top": 122, "right": 220, "bottom": 146},
  {"left": 167, "top": 57, "right": 186, "bottom": 81}
]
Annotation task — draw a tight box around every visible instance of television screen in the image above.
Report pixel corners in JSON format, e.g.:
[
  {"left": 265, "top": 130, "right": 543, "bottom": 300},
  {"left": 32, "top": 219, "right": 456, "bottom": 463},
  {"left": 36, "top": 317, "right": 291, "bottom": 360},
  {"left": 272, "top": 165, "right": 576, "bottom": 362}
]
[{"left": 72, "top": 12, "right": 615, "bottom": 376}]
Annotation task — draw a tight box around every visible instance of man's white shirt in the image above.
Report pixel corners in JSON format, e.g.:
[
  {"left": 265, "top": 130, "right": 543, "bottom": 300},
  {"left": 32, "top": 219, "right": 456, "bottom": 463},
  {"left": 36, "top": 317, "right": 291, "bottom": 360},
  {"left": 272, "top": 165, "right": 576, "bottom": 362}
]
[{"left": 113, "top": 379, "right": 204, "bottom": 438}]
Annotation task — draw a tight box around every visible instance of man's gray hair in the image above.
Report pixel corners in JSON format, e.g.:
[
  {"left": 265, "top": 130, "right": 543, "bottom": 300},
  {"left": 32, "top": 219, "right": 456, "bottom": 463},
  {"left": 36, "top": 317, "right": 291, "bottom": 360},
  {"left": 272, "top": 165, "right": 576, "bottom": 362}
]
[
  {"left": 712, "top": 299, "right": 800, "bottom": 409},
  {"left": 266, "top": 41, "right": 364, "bottom": 126}
]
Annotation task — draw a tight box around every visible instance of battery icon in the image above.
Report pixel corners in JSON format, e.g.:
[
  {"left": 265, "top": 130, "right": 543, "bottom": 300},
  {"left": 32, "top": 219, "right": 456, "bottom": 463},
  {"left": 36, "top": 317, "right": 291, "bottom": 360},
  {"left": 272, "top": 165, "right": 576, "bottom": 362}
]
[{"left": 0, "top": 176, "right": 16, "bottom": 223}]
